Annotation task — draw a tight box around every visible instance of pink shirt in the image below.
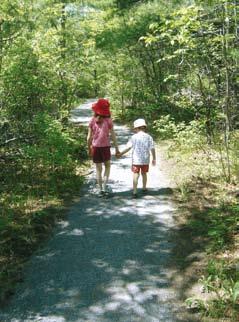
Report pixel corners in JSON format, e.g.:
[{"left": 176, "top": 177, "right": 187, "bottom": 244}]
[{"left": 89, "top": 117, "right": 113, "bottom": 147}]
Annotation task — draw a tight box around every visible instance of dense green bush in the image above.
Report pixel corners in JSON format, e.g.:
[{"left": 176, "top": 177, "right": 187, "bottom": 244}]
[{"left": 153, "top": 115, "right": 178, "bottom": 139}]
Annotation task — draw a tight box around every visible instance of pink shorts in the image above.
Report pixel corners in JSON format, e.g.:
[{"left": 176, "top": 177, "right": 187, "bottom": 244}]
[
  {"left": 92, "top": 146, "right": 111, "bottom": 163},
  {"left": 132, "top": 165, "right": 149, "bottom": 174}
]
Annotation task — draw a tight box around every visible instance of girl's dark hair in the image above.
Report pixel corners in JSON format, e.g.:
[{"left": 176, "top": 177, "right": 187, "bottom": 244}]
[{"left": 94, "top": 113, "right": 110, "bottom": 118}]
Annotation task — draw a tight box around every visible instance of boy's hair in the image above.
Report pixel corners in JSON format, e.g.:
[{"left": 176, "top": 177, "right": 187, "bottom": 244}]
[{"left": 135, "top": 126, "right": 146, "bottom": 131}]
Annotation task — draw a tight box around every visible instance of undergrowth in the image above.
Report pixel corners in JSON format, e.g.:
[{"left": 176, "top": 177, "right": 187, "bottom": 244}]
[
  {"left": 0, "top": 116, "right": 88, "bottom": 304},
  {"left": 157, "top": 119, "right": 239, "bottom": 320}
]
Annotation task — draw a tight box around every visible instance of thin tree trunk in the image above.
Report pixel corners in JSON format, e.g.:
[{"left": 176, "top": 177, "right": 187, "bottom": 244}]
[
  {"left": 196, "top": 73, "right": 213, "bottom": 144},
  {"left": 221, "top": 1, "right": 231, "bottom": 182},
  {"left": 0, "top": 20, "right": 3, "bottom": 74},
  {"left": 60, "top": 1, "right": 67, "bottom": 108}
]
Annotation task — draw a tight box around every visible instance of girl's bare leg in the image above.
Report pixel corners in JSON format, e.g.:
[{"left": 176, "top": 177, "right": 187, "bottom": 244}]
[
  {"left": 95, "top": 163, "right": 103, "bottom": 191},
  {"left": 133, "top": 173, "right": 140, "bottom": 194},
  {"left": 103, "top": 160, "right": 111, "bottom": 191}
]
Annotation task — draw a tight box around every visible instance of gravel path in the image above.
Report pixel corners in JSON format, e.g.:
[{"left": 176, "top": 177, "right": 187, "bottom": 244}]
[{"left": 0, "top": 100, "right": 200, "bottom": 322}]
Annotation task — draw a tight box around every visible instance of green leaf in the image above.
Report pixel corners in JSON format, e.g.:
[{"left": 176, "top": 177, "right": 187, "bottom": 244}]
[{"left": 232, "top": 281, "right": 239, "bottom": 303}]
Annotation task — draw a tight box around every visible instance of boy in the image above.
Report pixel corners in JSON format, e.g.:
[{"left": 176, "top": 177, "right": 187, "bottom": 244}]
[
  {"left": 118, "top": 118, "right": 156, "bottom": 198},
  {"left": 87, "top": 98, "right": 119, "bottom": 196}
]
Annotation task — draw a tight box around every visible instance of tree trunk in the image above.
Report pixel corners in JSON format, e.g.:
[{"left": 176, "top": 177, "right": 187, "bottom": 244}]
[
  {"left": 221, "top": 1, "right": 231, "bottom": 182},
  {"left": 60, "top": 1, "right": 67, "bottom": 108}
]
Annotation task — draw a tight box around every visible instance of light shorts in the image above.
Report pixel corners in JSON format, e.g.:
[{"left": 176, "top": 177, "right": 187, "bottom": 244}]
[
  {"left": 92, "top": 146, "right": 111, "bottom": 163},
  {"left": 131, "top": 164, "right": 149, "bottom": 174}
]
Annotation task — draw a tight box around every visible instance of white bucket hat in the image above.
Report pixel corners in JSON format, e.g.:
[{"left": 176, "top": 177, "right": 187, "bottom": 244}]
[{"left": 133, "top": 118, "right": 147, "bottom": 128}]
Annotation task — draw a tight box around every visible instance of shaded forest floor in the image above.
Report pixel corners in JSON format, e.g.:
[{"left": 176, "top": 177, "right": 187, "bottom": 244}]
[{"left": 158, "top": 143, "right": 239, "bottom": 321}]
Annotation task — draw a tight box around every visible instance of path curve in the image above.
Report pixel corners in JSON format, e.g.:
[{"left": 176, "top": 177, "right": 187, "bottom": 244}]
[{"left": 0, "top": 100, "right": 199, "bottom": 322}]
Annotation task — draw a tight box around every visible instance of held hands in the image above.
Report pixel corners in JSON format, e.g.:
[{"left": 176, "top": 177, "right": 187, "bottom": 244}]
[
  {"left": 115, "top": 148, "right": 121, "bottom": 158},
  {"left": 115, "top": 146, "right": 130, "bottom": 158}
]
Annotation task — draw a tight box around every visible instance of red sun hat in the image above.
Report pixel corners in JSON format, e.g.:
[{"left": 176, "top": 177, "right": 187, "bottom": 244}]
[{"left": 92, "top": 98, "right": 111, "bottom": 116}]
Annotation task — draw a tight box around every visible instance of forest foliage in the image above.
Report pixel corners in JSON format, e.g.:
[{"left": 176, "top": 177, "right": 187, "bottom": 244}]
[{"left": 0, "top": 0, "right": 238, "bottom": 317}]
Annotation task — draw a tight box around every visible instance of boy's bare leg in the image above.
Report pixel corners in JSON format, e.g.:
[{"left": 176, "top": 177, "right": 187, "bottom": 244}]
[
  {"left": 103, "top": 160, "right": 111, "bottom": 191},
  {"left": 133, "top": 173, "right": 140, "bottom": 194},
  {"left": 142, "top": 173, "right": 147, "bottom": 190},
  {"left": 95, "top": 163, "right": 103, "bottom": 191}
]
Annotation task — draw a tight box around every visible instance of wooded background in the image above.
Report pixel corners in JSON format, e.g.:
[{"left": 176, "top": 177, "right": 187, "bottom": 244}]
[{"left": 0, "top": 0, "right": 238, "bottom": 317}]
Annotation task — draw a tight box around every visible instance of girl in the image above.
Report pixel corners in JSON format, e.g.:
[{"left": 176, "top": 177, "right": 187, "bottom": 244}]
[{"left": 87, "top": 98, "right": 119, "bottom": 196}]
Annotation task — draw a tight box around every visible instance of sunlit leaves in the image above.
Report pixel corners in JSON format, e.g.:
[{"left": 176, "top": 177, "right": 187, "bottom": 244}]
[{"left": 232, "top": 281, "right": 239, "bottom": 303}]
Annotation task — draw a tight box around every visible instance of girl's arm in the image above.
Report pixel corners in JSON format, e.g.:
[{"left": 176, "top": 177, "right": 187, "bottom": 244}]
[
  {"left": 110, "top": 127, "right": 120, "bottom": 155},
  {"left": 87, "top": 127, "right": 93, "bottom": 156}
]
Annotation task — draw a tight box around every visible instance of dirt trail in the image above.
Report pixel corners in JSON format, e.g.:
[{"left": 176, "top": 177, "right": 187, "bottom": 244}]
[{"left": 0, "top": 100, "right": 201, "bottom": 322}]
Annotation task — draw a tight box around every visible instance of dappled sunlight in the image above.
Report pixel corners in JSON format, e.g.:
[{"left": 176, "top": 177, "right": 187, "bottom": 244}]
[
  {"left": 107, "top": 229, "right": 126, "bottom": 235},
  {"left": 0, "top": 192, "right": 182, "bottom": 321},
  {"left": 68, "top": 229, "right": 85, "bottom": 236}
]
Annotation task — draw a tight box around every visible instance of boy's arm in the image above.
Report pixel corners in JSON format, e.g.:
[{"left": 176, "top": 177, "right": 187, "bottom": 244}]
[
  {"left": 118, "top": 138, "right": 133, "bottom": 157},
  {"left": 151, "top": 148, "right": 156, "bottom": 165},
  {"left": 119, "top": 146, "right": 131, "bottom": 156}
]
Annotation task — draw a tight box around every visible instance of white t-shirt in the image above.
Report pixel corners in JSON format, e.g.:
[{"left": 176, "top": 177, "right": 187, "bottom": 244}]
[{"left": 127, "top": 131, "right": 154, "bottom": 165}]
